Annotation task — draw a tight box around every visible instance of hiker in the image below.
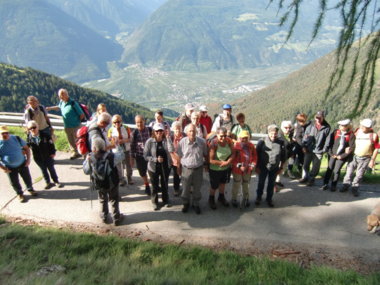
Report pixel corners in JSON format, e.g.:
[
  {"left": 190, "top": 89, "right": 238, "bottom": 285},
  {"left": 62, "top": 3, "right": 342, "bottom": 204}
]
[
  {"left": 230, "top": 112, "right": 252, "bottom": 141},
  {"left": 177, "top": 124, "right": 208, "bottom": 214},
  {"left": 86, "top": 103, "right": 108, "bottom": 128},
  {"left": 83, "top": 137, "right": 123, "bottom": 226},
  {"left": 231, "top": 130, "right": 257, "bottom": 208},
  {"left": 143, "top": 123, "right": 176, "bottom": 210},
  {"left": 184, "top": 111, "right": 207, "bottom": 139},
  {"left": 0, "top": 125, "right": 38, "bottom": 202},
  {"left": 88, "top": 112, "right": 114, "bottom": 151},
  {"left": 46, "top": 88, "right": 84, "bottom": 160},
  {"left": 211, "top": 104, "right": 234, "bottom": 137},
  {"left": 199, "top": 105, "right": 213, "bottom": 134},
  {"left": 341, "top": 119, "right": 379, "bottom": 196},
  {"left": 148, "top": 110, "right": 171, "bottom": 136},
  {"left": 170, "top": 121, "right": 185, "bottom": 197},
  {"left": 208, "top": 127, "right": 234, "bottom": 209},
  {"left": 293, "top": 113, "right": 310, "bottom": 176},
  {"left": 24, "top": 96, "right": 53, "bottom": 137},
  {"left": 322, "top": 119, "right": 355, "bottom": 192},
  {"left": 255, "top": 124, "right": 286, "bottom": 208},
  {"left": 300, "top": 110, "right": 331, "bottom": 186},
  {"left": 275, "top": 120, "right": 296, "bottom": 187},
  {"left": 108, "top": 114, "right": 133, "bottom": 186},
  {"left": 130, "top": 115, "right": 152, "bottom": 195},
  {"left": 177, "top": 103, "right": 195, "bottom": 130},
  {"left": 26, "top": 121, "right": 63, "bottom": 190}
]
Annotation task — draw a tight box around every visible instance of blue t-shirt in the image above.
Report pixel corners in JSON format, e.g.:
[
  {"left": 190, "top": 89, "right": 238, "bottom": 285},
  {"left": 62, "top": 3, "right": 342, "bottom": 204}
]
[
  {"left": 59, "top": 99, "right": 83, "bottom": 128},
  {"left": 0, "top": 135, "right": 26, "bottom": 168}
]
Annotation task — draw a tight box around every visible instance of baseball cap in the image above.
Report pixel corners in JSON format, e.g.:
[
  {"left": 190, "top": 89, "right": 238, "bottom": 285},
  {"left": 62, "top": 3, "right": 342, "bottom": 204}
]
[
  {"left": 223, "top": 104, "right": 232, "bottom": 110},
  {"left": 337, "top": 119, "right": 351, "bottom": 126},
  {"left": 360, "top": 118, "right": 372, "bottom": 128},
  {"left": 199, "top": 105, "right": 208, "bottom": 112},
  {"left": 0, "top": 125, "right": 9, "bottom": 134},
  {"left": 185, "top": 103, "right": 195, "bottom": 111},
  {"left": 153, "top": 123, "right": 165, "bottom": 131},
  {"left": 238, "top": 130, "right": 250, "bottom": 138}
]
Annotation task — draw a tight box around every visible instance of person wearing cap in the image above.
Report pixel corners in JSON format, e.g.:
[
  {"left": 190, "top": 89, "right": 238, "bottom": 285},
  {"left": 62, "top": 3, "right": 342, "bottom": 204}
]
[
  {"left": 231, "top": 130, "right": 257, "bottom": 208},
  {"left": 230, "top": 112, "right": 252, "bottom": 141},
  {"left": 199, "top": 105, "right": 213, "bottom": 134},
  {"left": 211, "top": 104, "right": 235, "bottom": 137},
  {"left": 255, "top": 124, "right": 286, "bottom": 208},
  {"left": 176, "top": 103, "right": 195, "bottom": 130},
  {"left": 293, "top": 113, "right": 311, "bottom": 175},
  {"left": 26, "top": 121, "right": 64, "bottom": 190},
  {"left": 143, "top": 122, "right": 176, "bottom": 210},
  {"left": 300, "top": 110, "right": 331, "bottom": 186},
  {"left": 131, "top": 115, "right": 152, "bottom": 196},
  {"left": 184, "top": 111, "right": 207, "bottom": 139},
  {"left": 24, "top": 96, "right": 53, "bottom": 137},
  {"left": 148, "top": 110, "right": 171, "bottom": 136},
  {"left": 177, "top": 124, "right": 208, "bottom": 214},
  {"left": 46, "top": 88, "right": 84, "bottom": 160},
  {"left": 341, "top": 118, "right": 379, "bottom": 196},
  {"left": 208, "top": 127, "right": 235, "bottom": 209},
  {"left": 322, "top": 119, "right": 355, "bottom": 192},
  {"left": 0, "top": 125, "right": 38, "bottom": 202}
]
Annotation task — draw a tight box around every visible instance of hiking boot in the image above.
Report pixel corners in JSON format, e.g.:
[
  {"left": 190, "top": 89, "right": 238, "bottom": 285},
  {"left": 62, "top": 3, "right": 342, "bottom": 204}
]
[
  {"left": 352, "top": 187, "right": 359, "bottom": 197},
  {"left": 145, "top": 185, "right": 151, "bottom": 196},
  {"left": 218, "top": 195, "right": 229, "bottom": 207},
  {"left": 330, "top": 185, "right": 337, "bottom": 192},
  {"left": 152, "top": 203, "right": 160, "bottom": 211},
  {"left": 339, "top": 184, "right": 350, "bottom": 192},
  {"left": 70, "top": 153, "right": 82, "bottom": 160},
  {"left": 209, "top": 196, "right": 217, "bottom": 210},
  {"left": 243, "top": 199, "right": 250, "bottom": 208},
  {"left": 28, "top": 189, "right": 38, "bottom": 196},
  {"left": 255, "top": 197, "right": 262, "bottom": 206},
  {"left": 114, "top": 214, "right": 124, "bottom": 226},
  {"left": 193, "top": 205, "right": 201, "bottom": 215},
  {"left": 231, "top": 199, "right": 238, "bottom": 208},
  {"left": 100, "top": 213, "right": 108, "bottom": 223},
  {"left": 18, "top": 194, "right": 25, "bottom": 203},
  {"left": 163, "top": 200, "right": 172, "bottom": 208},
  {"left": 306, "top": 179, "right": 315, "bottom": 186},
  {"left": 182, "top": 203, "right": 190, "bottom": 213},
  {"left": 119, "top": 179, "right": 126, "bottom": 187},
  {"left": 44, "top": 182, "right": 55, "bottom": 190},
  {"left": 322, "top": 184, "right": 329, "bottom": 191},
  {"left": 267, "top": 200, "right": 275, "bottom": 208},
  {"left": 299, "top": 178, "right": 308, "bottom": 184},
  {"left": 56, "top": 182, "right": 64, "bottom": 188}
]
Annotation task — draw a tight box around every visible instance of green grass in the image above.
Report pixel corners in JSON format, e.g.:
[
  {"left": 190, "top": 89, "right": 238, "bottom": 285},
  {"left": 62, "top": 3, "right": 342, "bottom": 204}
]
[{"left": 0, "top": 218, "right": 378, "bottom": 284}]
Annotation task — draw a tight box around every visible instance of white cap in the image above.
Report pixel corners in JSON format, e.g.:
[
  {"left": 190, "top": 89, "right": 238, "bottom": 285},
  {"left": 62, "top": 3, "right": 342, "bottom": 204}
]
[
  {"left": 185, "top": 103, "right": 195, "bottom": 111},
  {"left": 153, "top": 123, "right": 165, "bottom": 131},
  {"left": 360, "top": 118, "right": 372, "bottom": 128},
  {"left": 337, "top": 119, "right": 351, "bottom": 126},
  {"left": 199, "top": 105, "right": 208, "bottom": 112}
]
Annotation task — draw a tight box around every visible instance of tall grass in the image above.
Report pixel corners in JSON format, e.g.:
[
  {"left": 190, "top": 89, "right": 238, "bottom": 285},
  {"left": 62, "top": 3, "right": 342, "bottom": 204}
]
[{"left": 0, "top": 219, "right": 379, "bottom": 284}]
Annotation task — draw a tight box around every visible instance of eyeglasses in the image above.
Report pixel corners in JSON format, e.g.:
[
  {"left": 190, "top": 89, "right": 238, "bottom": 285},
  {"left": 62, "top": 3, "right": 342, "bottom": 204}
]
[
  {"left": 28, "top": 126, "right": 37, "bottom": 130},
  {"left": 113, "top": 121, "right": 121, "bottom": 124}
]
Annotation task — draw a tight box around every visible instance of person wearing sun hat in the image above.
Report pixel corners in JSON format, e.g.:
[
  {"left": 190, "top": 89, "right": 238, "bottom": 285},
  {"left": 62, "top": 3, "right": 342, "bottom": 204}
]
[
  {"left": 0, "top": 125, "right": 37, "bottom": 202},
  {"left": 231, "top": 130, "right": 257, "bottom": 208},
  {"left": 322, "top": 119, "right": 355, "bottom": 192},
  {"left": 341, "top": 118, "right": 379, "bottom": 196}
]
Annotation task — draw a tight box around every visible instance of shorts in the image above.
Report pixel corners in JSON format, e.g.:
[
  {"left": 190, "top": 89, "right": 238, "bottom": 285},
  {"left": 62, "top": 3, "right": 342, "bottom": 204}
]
[
  {"left": 209, "top": 168, "right": 230, "bottom": 190},
  {"left": 135, "top": 155, "right": 148, "bottom": 177}
]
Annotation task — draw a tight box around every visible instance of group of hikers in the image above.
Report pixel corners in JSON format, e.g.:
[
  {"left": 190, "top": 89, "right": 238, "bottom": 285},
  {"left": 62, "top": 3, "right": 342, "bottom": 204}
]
[{"left": 0, "top": 88, "right": 379, "bottom": 226}]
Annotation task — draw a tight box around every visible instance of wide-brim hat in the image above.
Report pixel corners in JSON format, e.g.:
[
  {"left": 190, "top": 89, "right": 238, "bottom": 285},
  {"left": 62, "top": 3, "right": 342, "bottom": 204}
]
[
  {"left": 0, "top": 125, "right": 9, "bottom": 134},
  {"left": 360, "top": 118, "right": 372, "bottom": 128}
]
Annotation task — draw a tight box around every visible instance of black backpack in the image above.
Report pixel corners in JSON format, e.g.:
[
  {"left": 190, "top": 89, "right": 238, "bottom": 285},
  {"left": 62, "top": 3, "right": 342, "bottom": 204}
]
[{"left": 90, "top": 152, "right": 119, "bottom": 190}]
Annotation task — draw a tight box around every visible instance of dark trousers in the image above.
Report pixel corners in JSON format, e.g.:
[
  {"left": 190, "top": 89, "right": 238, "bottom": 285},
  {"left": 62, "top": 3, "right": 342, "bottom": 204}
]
[
  {"left": 35, "top": 157, "right": 59, "bottom": 184},
  {"left": 7, "top": 162, "right": 33, "bottom": 195},
  {"left": 323, "top": 157, "right": 346, "bottom": 186},
  {"left": 294, "top": 144, "right": 304, "bottom": 172},
  {"left": 148, "top": 164, "right": 170, "bottom": 204},
  {"left": 256, "top": 167, "right": 278, "bottom": 202},
  {"left": 171, "top": 165, "right": 181, "bottom": 191},
  {"left": 98, "top": 185, "right": 120, "bottom": 220}
]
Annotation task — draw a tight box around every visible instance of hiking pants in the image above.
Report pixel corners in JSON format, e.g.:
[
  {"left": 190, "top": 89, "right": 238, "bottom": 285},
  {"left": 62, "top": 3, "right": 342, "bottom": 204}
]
[
  {"left": 181, "top": 165, "right": 203, "bottom": 206},
  {"left": 98, "top": 185, "right": 120, "bottom": 220},
  {"left": 148, "top": 164, "right": 170, "bottom": 204},
  {"left": 171, "top": 165, "right": 181, "bottom": 191},
  {"left": 232, "top": 172, "right": 251, "bottom": 200},
  {"left": 343, "top": 155, "right": 370, "bottom": 188},
  {"left": 256, "top": 167, "right": 278, "bottom": 202},
  {"left": 64, "top": 126, "right": 80, "bottom": 155},
  {"left": 35, "top": 157, "right": 59, "bottom": 184},
  {"left": 7, "top": 162, "right": 33, "bottom": 195},
  {"left": 323, "top": 157, "right": 346, "bottom": 186},
  {"left": 302, "top": 152, "right": 323, "bottom": 180}
]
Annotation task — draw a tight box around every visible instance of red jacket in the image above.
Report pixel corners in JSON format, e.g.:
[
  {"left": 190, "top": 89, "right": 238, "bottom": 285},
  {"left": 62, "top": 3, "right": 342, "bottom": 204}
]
[
  {"left": 199, "top": 115, "right": 213, "bottom": 134},
  {"left": 232, "top": 141, "right": 257, "bottom": 175}
]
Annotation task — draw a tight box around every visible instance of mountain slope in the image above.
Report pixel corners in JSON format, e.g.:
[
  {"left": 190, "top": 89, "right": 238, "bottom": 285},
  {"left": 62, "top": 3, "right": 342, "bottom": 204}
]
[
  {"left": 0, "top": 63, "right": 153, "bottom": 123},
  {"left": 121, "top": 0, "right": 340, "bottom": 71},
  {"left": 0, "top": 0, "right": 123, "bottom": 82},
  {"left": 230, "top": 35, "right": 380, "bottom": 132}
]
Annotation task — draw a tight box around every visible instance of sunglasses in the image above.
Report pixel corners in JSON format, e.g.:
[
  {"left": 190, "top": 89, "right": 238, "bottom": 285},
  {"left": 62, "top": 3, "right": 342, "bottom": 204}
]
[
  {"left": 113, "top": 121, "right": 121, "bottom": 124},
  {"left": 28, "top": 126, "right": 37, "bottom": 130}
]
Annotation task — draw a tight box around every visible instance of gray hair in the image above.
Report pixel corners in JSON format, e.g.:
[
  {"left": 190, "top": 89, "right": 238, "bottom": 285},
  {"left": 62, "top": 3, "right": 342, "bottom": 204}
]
[
  {"left": 91, "top": 137, "right": 106, "bottom": 152},
  {"left": 97, "top": 112, "right": 111, "bottom": 124},
  {"left": 171, "top": 121, "right": 182, "bottom": 131},
  {"left": 267, "top": 124, "right": 279, "bottom": 133},
  {"left": 27, "top": 120, "right": 38, "bottom": 129},
  {"left": 216, "top": 127, "right": 227, "bottom": 134},
  {"left": 58, "top": 88, "right": 68, "bottom": 96}
]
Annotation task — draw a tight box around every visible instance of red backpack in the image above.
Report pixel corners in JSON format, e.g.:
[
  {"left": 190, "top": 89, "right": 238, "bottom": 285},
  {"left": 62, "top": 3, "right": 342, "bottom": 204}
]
[{"left": 76, "top": 126, "right": 89, "bottom": 155}]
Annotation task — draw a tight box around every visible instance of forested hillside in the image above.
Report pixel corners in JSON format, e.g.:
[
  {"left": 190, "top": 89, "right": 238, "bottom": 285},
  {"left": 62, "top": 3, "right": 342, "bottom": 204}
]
[
  {"left": 230, "top": 35, "right": 380, "bottom": 132},
  {"left": 0, "top": 63, "right": 153, "bottom": 123}
]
